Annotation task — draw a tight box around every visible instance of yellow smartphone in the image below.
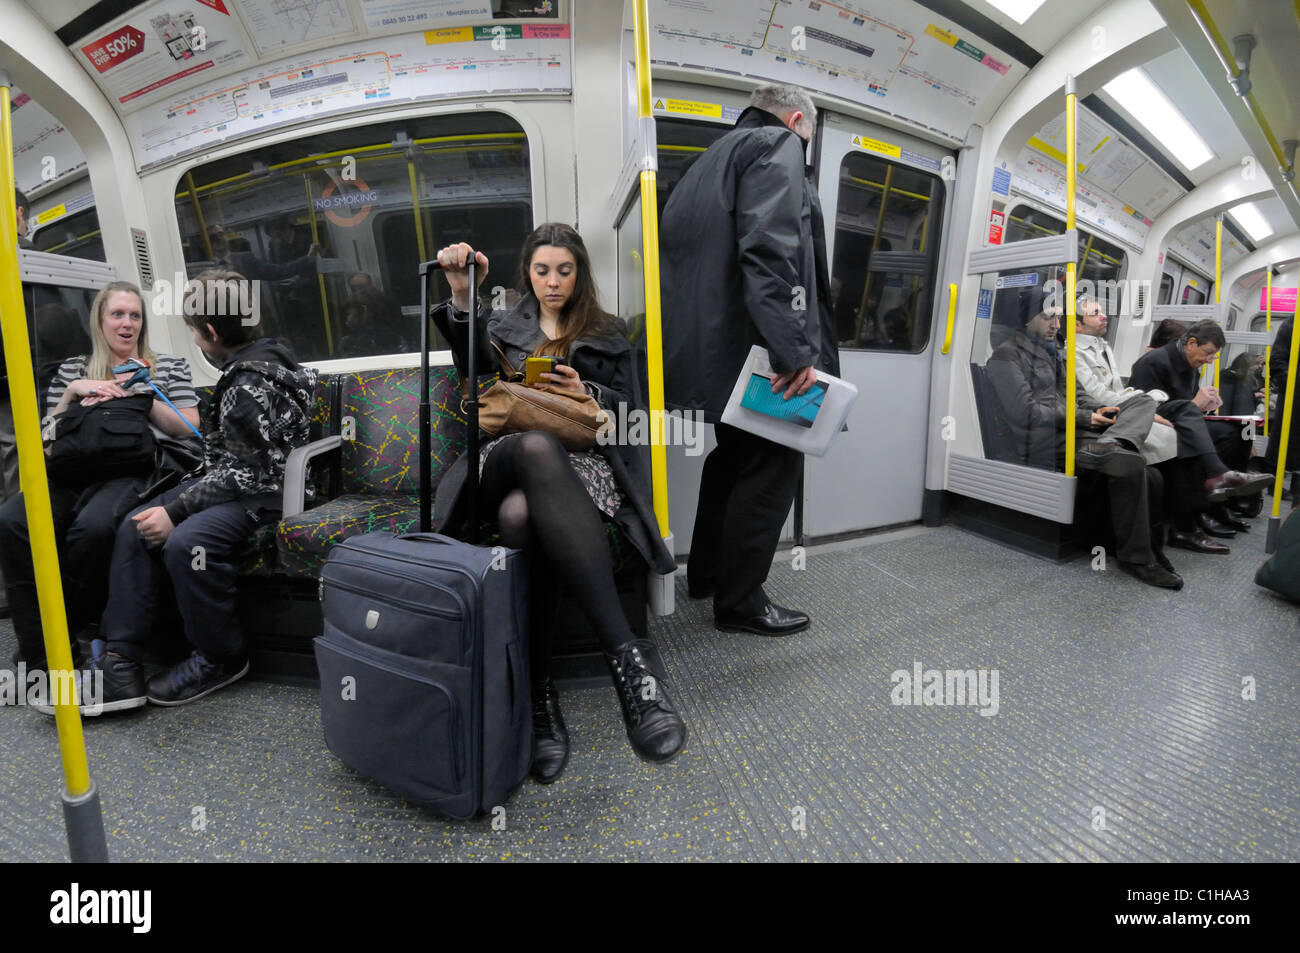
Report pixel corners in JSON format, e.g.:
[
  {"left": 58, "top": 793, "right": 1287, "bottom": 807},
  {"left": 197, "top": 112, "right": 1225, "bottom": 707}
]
[{"left": 525, "top": 356, "right": 561, "bottom": 385}]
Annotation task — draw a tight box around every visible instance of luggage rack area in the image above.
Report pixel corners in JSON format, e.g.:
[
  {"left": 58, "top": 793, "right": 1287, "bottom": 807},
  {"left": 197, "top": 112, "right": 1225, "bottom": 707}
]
[{"left": 2, "top": 523, "right": 1296, "bottom": 862}]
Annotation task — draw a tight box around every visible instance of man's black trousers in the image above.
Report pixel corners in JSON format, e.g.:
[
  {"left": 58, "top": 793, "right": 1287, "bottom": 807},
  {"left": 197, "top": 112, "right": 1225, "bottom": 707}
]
[{"left": 688, "top": 422, "right": 802, "bottom": 618}]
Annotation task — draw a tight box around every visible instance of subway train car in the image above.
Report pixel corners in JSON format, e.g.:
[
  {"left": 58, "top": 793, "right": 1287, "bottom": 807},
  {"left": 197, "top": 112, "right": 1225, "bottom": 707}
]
[{"left": 1, "top": 0, "right": 1297, "bottom": 868}]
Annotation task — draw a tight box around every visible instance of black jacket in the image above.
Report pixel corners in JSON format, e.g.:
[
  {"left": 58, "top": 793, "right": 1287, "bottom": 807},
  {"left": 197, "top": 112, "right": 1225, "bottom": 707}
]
[
  {"left": 431, "top": 297, "right": 675, "bottom": 575},
  {"left": 1269, "top": 318, "right": 1293, "bottom": 388},
  {"left": 162, "top": 338, "right": 315, "bottom": 524},
  {"left": 659, "top": 106, "right": 840, "bottom": 421},
  {"left": 987, "top": 328, "right": 1095, "bottom": 467},
  {"left": 1129, "top": 339, "right": 1200, "bottom": 401}
]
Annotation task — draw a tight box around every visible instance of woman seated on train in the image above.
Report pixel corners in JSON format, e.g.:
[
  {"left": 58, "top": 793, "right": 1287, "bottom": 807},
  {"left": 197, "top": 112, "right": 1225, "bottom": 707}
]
[
  {"left": 1219, "top": 353, "right": 1266, "bottom": 417},
  {"left": 432, "top": 224, "right": 686, "bottom": 781},
  {"left": 0, "top": 280, "right": 200, "bottom": 676}
]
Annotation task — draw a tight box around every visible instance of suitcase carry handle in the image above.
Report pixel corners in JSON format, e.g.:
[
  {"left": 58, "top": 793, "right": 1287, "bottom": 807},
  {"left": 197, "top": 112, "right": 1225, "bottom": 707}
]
[
  {"left": 397, "top": 533, "right": 460, "bottom": 546},
  {"left": 419, "top": 257, "right": 479, "bottom": 537}
]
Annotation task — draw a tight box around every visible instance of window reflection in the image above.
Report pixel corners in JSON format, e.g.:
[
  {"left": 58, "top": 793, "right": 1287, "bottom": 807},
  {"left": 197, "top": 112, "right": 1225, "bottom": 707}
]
[
  {"left": 32, "top": 209, "right": 105, "bottom": 261},
  {"left": 831, "top": 152, "right": 944, "bottom": 352},
  {"left": 174, "top": 113, "right": 531, "bottom": 363}
]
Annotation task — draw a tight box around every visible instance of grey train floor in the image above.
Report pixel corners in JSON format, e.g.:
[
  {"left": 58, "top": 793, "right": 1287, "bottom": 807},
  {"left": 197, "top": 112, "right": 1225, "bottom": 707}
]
[{"left": 2, "top": 520, "right": 1296, "bottom": 862}]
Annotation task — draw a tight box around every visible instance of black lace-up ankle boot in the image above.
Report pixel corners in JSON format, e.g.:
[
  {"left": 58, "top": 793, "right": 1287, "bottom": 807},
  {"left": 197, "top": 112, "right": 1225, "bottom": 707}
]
[
  {"left": 605, "top": 639, "right": 687, "bottom": 763},
  {"left": 530, "top": 679, "right": 570, "bottom": 783}
]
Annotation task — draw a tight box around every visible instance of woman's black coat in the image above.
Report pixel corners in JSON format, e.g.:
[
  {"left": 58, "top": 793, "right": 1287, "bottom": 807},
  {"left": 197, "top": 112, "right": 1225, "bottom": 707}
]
[{"left": 431, "top": 296, "right": 675, "bottom": 575}]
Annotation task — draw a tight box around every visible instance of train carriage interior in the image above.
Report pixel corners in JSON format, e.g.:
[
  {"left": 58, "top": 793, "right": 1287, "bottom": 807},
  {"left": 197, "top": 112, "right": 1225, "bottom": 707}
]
[{"left": 1, "top": 0, "right": 1298, "bottom": 865}]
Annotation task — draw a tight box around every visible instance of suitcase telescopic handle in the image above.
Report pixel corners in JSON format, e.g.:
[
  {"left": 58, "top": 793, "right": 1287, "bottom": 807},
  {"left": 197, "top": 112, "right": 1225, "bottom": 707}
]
[{"left": 419, "top": 256, "right": 479, "bottom": 537}]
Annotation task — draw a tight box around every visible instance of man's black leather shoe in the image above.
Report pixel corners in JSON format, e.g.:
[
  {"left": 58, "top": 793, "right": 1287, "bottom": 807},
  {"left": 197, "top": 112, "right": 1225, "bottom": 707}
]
[
  {"left": 1167, "top": 528, "right": 1230, "bottom": 554},
  {"left": 1119, "top": 561, "right": 1183, "bottom": 590},
  {"left": 1230, "top": 494, "right": 1264, "bottom": 518},
  {"left": 530, "top": 679, "right": 569, "bottom": 784},
  {"left": 1211, "top": 506, "right": 1251, "bottom": 532},
  {"left": 606, "top": 640, "right": 686, "bottom": 764},
  {"left": 1204, "top": 470, "right": 1273, "bottom": 502},
  {"left": 1152, "top": 546, "right": 1178, "bottom": 575},
  {"left": 1196, "top": 512, "right": 1237, "bottom": 538},
  {"left": 715, "top": 602, "right": 810, "bottom": 636}
]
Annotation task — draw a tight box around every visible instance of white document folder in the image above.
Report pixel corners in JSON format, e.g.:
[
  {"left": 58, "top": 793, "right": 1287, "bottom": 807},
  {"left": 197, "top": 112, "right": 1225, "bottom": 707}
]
[{"left": 719, "top": 346, "right": 858, "bottom": 457}]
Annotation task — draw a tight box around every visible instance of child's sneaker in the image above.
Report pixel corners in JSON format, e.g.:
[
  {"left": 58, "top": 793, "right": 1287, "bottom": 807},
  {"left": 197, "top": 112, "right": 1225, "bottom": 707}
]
[
  {"left": 146, "top": 651, "right": 249, "bottom": 706},
  {"left": 29, "top": 652, "right": 146, "bottom": 716}
]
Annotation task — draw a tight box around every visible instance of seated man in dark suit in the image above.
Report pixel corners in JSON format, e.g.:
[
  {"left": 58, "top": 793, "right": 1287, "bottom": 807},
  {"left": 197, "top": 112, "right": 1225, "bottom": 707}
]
[
  {"left": 986, "top": 290, "right": 1181, "bottom": 589},
  {"left": 1129, "top": 319, "right": 1271, "bottom": 552}
]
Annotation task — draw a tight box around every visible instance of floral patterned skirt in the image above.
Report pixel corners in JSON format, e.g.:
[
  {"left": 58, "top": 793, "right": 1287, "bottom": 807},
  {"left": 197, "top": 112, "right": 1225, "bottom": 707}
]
[{"left": 478, "top": 432, "right": 623, "bottom": 518}]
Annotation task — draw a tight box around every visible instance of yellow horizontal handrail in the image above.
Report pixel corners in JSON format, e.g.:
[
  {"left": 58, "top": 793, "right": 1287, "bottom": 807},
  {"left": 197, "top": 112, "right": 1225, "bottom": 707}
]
[{"left": 1187, "top": 0, "right": 1291, "bottom": 174}]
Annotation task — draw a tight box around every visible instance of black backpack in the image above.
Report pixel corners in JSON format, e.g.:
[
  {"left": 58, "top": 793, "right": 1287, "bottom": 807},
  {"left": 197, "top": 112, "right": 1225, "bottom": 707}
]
[{"left": 45, "top": 393, "right": 157, "bottom": 488}]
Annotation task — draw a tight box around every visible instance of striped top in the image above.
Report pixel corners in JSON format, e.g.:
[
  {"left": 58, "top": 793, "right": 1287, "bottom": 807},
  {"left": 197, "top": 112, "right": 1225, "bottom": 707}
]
[{"left": 44, "top": 354, "right": 199, "bottom": 440}]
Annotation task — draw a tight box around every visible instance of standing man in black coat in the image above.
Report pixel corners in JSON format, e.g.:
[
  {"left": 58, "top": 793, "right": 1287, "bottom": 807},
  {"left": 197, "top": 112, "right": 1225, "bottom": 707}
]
[
  {"left": 1262, "top": 316, "right": 1297, "bottom": 478},
  {"left": 660, "top": 84, "right": 840, "bottom": 636}
]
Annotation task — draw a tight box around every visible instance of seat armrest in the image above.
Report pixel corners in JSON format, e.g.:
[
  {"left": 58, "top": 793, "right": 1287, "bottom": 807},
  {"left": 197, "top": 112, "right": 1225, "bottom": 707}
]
[{"left": 282, "top": 435, "right": 344, "bottom": 518}]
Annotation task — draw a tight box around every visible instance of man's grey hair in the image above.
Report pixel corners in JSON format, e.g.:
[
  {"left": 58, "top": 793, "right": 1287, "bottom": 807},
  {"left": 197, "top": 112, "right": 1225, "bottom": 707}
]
[{"left": 750, "top": 84, "right": 817, "bottom": 137}]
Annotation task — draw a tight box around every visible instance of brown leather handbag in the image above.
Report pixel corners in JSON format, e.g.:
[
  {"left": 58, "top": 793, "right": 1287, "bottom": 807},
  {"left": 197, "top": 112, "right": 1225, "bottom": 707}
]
[{"left": 473, "top": 343, "right": 608, "bottom": 451}]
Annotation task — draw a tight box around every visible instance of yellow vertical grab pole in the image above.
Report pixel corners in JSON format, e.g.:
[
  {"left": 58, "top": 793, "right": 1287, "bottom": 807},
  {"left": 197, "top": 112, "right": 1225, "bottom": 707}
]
[
  {"left": 302, "top": 176, "right": 336, "bottom": 356},
  {"left": 632, "top": 0, "right": 670, "bottom": 544},
  {"left": 406, "top": 158, "right": 429, "bottom": 265},
  {"left": 1064, "top": 76, "right": 1078, "bottom": 477},
  {"left": 1264, "top": 268, "right": 1272, "bottom": 437},
  {"left": 0, "top": 73, "right": 108, "bottom": 861},
  {"left": 1213, "top": 216, "right": 1221, "bottom": 392},
  {"left": 185, "top": 172, "right": 214, "bottom": 259},
  {"left": 1266, "top": 286, "right": 1300, "bottom": 553}
]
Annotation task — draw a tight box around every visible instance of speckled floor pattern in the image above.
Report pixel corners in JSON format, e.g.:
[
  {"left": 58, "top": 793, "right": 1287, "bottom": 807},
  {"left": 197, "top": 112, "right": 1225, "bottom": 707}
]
[{"left": 2, "top": 519, "right": 1297, "bottom": 862}]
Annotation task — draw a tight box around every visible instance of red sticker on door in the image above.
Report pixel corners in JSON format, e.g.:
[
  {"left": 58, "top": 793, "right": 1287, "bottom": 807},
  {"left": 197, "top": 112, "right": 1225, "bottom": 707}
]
[{"left": 988, "top": 209, "right": 1005, "bottom": 245}]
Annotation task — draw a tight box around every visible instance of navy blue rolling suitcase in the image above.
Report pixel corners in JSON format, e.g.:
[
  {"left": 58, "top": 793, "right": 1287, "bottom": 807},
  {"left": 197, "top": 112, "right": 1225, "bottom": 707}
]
[{"left": 314, "top": 258, "right": 531, "bottom": 818}]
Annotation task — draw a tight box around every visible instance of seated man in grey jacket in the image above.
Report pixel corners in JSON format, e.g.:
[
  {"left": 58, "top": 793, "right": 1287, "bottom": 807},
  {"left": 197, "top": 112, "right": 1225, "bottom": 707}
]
[{"left": 987, "top": 289, "right": 1181, "bottom": 589}]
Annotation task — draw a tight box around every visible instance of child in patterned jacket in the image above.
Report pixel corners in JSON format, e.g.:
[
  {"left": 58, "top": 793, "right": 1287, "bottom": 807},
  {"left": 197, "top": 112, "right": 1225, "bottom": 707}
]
[{"left": 84, "top": 269, "right": 316, "bottom": 714}]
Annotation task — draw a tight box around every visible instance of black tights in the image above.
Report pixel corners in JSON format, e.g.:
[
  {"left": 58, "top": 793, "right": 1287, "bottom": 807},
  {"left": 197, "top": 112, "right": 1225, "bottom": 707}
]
[{"left": 479, "top": 431, "right": 633, "bottom": 687}]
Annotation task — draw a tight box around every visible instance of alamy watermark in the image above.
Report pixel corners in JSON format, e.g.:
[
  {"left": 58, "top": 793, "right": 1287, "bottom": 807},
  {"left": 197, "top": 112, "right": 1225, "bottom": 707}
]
[
  {"left": 890, "top": 661, "right": 1000, "bottom": 716},
  {"left": 0, "top": 664, "right": 102, "bottom": 715},
  {"left": 50, "top": 883, "right": 151, "bottom": 933},
  {"left": 151, "top": 274, "right": 261, "bottom": 326},
  {"left": 596, "top": 403, "right": 705, "bottom": 456}
]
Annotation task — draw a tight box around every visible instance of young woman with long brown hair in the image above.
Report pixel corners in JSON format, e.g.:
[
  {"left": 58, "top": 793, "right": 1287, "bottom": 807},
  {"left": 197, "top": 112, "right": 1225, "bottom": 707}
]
[{"left": 433, "top": 223, "right": 686, "bottom": 781}]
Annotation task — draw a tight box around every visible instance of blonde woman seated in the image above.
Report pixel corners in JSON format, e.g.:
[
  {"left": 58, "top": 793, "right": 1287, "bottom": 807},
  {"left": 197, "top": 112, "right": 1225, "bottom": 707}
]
[{"left": 0, "top": 281, "right": 199, "bottom": 678}]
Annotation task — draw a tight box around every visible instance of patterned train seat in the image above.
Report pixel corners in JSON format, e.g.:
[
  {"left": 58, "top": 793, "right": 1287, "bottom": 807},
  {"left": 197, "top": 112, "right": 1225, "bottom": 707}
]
[{"left": 275, "top": 366, "right": 467, "bottom": 577}]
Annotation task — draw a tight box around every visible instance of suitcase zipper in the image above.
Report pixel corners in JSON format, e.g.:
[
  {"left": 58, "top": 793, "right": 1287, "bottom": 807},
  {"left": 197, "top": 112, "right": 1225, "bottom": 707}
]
[
  {"left": 322, "top": 565, "right": 469, "bottom": 655},
  {"left": 322, "top": 576, "right": 462, "bottom": 621},
  {"left": 320, "top": 635, "right": 466, "bottom": 784}
]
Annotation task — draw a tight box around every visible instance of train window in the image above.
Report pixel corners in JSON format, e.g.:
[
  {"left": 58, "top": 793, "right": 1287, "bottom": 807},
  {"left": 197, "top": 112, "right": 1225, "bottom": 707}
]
[
  {"left": 14, "top": 283, "right": 96, "bottom": 405},
  {"left": 654, "top": 118, "right": 728, "bottom": 217},
  {"left": 1004, "top": 206, "right": 1127, "bottom": 334},
  {"left": 968, "top": 266, "right": 1073, "bottom": 472},
  {"left": 174, "top": 112, "right": 531, "bottom": 363},
  {"left": 832, "top": 153, "right": 945, "bottom": 352},
  {"left": 1216, "top": 343, "right": 1267, "bottom": 416},
  {"left": 31, "top": 208, "right": 105, "bottom": 261},
  {"left": 1158, "top": 273, "right": 1174, "bottom": 305},
  {"left": 1182, "top": 284, "right": 1207, "bottom": 305}
]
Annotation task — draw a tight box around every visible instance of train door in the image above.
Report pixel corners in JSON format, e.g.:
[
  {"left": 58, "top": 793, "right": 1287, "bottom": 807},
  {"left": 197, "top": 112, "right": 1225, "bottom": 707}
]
[
  {"left": 804, "top": 112, "right": 951, "bottom": 535},
  {"left": 1157, "top": 262, "right": 1178, "bottom": 305},
  {"left": 1177, "top": 264, "right": 1211, "bottom": 305}
]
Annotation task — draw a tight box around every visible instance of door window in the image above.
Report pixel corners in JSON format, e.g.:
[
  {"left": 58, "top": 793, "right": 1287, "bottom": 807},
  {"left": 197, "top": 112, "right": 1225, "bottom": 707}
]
[{"left": 831, "top": 152, "right": 945, "bottom": 352}]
